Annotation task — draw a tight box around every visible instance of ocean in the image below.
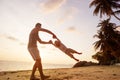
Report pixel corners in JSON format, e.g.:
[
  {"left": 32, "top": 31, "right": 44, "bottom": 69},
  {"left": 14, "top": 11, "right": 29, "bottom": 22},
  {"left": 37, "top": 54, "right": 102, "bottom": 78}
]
[{"left": 0, "top": 61, "right": 73, "bottom": 72}]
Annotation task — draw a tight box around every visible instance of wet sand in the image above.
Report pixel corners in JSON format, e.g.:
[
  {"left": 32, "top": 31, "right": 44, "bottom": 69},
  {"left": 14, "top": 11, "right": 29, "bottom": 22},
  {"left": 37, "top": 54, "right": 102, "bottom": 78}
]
[{"left": 0, "top": 66, "right": 120, "bottom": 80}]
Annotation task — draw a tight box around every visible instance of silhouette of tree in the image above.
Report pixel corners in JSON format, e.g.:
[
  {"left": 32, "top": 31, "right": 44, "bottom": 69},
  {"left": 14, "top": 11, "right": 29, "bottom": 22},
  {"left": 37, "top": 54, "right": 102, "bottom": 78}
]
[
  {"left": 92, "top": 51, "right": 116, "bottom": 65},
  {"left": 89, "top": 0, "right": 120, "bottom": 21},
  {"left": 93, "top": 18, "right": 120, "bottom": 65}
]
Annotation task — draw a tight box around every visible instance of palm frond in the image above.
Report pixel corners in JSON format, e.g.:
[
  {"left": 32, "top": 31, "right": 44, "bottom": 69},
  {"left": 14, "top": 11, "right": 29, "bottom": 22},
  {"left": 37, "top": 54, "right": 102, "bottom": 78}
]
[
  {"left": 93, "top": 5, "right": 101, "bottom": 16},
  {"left": 113, "top": 10, "right": 120, "bottom": 15},
  {"left": 89, "top": 0, "right": 98, "bottom": 8},
  {"left": 89, "top": 0, "right": 120, "bottom": 19},
  {"left": 93, "top": 34, "right": 99, "bottom": 38},
  {"left": 93, "top": 40, "right": 102, "bottom": 51}
]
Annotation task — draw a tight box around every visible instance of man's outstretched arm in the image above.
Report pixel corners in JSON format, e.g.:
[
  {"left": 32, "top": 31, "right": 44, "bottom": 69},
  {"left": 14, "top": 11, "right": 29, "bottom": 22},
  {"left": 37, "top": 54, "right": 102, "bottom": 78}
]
[
  {"left": 36, "top": 34, "right": 52, "bottom": 44},
  {"left": 40, "top": 28, "right": 61, "bottom": 41},
  {"left": 40, "top": 28, "right": 57, "bottom": 38}
]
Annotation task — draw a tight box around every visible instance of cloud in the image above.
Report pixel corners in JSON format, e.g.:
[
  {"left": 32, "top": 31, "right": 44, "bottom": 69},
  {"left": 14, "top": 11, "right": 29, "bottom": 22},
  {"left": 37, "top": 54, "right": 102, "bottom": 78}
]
[
  {"left": 65, "top": 26, "right": 80, "bottom": 34},
  {"left": 0, "top": 34, "right": 18, "bottom": 41},
  {"left": 65, "top": 26, "right": 76, "bottom": 32},
  {"left": 19, "top": 42, "right": 26, "bottom": 46},
  {"left": 56, "top": 7, "right": 79, "bottom": 25},
  {"left": 6, "top": 36, "right": 27, "bottom": 46},
  {"left": 0, "top": 34, "right": 27, "bottom": 46},
  {"left": 40, "top": 0, "right": 66, "bottom": 13},
  {"left": 7, "top": 36, "right": 19, "bottom": 41}
]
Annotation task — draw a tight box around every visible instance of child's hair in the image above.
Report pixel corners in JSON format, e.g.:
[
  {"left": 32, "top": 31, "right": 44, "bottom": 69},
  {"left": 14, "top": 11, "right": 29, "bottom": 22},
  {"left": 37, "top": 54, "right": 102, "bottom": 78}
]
[{"left": 54, "top": 40, "right": 60, "bottom": 47}]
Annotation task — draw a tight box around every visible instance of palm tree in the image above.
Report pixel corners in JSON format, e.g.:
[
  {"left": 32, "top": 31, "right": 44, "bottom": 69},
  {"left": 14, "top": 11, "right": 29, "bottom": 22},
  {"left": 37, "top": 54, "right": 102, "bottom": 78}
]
[
  {"left": 89, "top": 0, "right": 120, "bottom": 21},
  {"left": 93, "top": 31, "right": 109, "bottom": 52},
  {"left": 94, "top": 19, "right": 115, "bottom": 51},
  {"left": 93, "top": 18, "right": 120, "bottom": 65},
  {"left": 92, "top": 51, "right": 116, "bottom": 65}
]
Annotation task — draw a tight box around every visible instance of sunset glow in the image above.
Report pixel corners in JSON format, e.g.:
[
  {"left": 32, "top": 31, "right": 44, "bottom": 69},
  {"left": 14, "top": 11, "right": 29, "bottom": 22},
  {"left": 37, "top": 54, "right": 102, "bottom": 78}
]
[{"left": 0, "top": 0, "right": 119, "bottom": 64}]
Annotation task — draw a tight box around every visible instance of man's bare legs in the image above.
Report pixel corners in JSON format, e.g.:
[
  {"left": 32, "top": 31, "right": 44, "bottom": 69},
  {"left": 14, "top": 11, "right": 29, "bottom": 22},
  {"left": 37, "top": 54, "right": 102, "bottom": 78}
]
[
  {"left": 37, "top": 59, "right": 44, "bottom": 80},
  {"left": 30, "top": 61, "right": 37, "bottom": 80},
  {"left": 30, "top": 59, "right": 44, "bottom": 80}
]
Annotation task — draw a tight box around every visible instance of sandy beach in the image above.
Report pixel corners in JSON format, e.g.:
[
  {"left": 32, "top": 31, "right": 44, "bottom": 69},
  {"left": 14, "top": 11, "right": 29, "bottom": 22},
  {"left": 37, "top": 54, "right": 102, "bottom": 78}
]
[{"left": 0, "top": 65, "right": 120, "bottom": 80}]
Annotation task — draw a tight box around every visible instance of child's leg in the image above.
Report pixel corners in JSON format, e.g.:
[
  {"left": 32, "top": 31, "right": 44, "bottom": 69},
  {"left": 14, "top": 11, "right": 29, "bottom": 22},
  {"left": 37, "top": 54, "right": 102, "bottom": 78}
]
[
  {"left": 67, "top": 48, "right": 82, "bottom": 54},
  {"left": 72, "top": 57, "right": 79, "bottom": 62},
  {"left": 65, "top": 52, "right": 79, "bottom": 62}
]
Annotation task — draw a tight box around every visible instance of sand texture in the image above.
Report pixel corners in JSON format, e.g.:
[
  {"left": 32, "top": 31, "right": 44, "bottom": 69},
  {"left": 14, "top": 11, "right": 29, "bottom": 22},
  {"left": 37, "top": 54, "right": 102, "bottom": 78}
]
[{"left": 0, "top": 66, "right": 120, "bottom": 80}]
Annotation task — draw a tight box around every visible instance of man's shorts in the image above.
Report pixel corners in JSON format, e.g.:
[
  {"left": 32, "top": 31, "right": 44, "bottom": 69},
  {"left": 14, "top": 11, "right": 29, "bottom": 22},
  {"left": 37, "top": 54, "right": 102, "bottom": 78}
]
[{"left": 28, "top": 47, "right": 40, "bottom": 61}]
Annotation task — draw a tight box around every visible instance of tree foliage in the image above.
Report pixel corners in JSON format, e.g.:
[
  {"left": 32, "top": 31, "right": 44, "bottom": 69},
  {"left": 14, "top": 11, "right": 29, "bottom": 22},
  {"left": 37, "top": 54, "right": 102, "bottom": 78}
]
[
  {"left": 93, "top": 19, "right": 120, "bottom": 65},
  {"left": 90, "top": 0, "right": 120, "bottom": 21}
]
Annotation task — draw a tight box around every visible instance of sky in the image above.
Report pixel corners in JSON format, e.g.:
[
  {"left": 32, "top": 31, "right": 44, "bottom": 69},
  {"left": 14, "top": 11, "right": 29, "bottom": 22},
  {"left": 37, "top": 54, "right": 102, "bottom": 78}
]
[{"left": 0, "top": 0, "right": 119, "bottom": 64}]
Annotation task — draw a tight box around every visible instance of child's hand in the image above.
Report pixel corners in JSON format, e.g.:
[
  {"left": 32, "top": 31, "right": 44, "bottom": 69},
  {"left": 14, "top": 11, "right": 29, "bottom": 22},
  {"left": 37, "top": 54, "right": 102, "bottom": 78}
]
[{"left": 48, "top": 40, "right": 53, "bottom": 44}]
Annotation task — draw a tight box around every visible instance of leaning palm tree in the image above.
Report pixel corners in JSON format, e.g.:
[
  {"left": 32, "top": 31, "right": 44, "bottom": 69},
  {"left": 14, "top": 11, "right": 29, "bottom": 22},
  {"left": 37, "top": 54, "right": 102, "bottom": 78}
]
[{"left": 89, "top": 0, "right": 120, "bottom": 21}]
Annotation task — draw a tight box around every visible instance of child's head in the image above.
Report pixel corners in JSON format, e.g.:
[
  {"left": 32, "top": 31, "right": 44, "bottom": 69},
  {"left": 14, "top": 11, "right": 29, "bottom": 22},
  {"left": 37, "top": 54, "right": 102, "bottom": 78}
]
[{"left": 54, "top": 40, "right": 60, "bottom": 47}]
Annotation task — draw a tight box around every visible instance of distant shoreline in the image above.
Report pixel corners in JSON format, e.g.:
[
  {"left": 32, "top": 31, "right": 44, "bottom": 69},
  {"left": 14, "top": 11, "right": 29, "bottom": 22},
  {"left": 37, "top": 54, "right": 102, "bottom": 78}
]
[{"left": 0, "top": 60, "right": 73, "bottom": 72}]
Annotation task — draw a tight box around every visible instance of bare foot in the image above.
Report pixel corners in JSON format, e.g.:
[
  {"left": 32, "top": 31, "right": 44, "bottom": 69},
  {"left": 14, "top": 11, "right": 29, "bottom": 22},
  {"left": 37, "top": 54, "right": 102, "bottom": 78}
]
[
  {"left": 30, "top": 77, "right": 40, "bottom": 80},
  {"left": 75, "top": 59, "right": 79, "bottom": 62},
  {"left": 77, "top": 52, "right": 82, "bottom": 55},
  {"left": 44, "top": 75, "right": 50, "bottom": 79}
]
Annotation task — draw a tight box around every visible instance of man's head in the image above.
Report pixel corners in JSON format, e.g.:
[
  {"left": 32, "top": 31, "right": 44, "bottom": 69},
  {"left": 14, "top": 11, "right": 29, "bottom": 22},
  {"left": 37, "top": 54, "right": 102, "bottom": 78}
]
[{"left": 35, "top": 23, "right": 41, "bottom": 29}]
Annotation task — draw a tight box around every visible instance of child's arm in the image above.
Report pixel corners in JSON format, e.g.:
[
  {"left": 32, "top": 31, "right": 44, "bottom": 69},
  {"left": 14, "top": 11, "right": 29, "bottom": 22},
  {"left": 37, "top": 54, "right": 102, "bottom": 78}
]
[{"left": 54, "top": 36, "right": 61, "bottom": 42}]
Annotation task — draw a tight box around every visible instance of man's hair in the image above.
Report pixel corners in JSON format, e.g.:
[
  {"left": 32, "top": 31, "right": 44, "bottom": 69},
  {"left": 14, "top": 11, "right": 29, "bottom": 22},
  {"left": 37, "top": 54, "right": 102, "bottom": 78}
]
[{"left": 35, "top": 23, "right": 41, "bottom": 27}]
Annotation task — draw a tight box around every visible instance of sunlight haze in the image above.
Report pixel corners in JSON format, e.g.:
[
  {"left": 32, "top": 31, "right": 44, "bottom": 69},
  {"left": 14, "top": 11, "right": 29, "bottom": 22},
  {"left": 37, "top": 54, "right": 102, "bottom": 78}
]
[{"left": 0, "top": 0, "right": 119, "bottom": 64}]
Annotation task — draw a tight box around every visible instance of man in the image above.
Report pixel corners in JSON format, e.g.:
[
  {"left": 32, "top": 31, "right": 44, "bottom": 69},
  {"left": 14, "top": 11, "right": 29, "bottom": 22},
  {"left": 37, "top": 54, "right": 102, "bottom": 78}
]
[{"left": 28, "top": 23, "right": 56, "bottom": 80}]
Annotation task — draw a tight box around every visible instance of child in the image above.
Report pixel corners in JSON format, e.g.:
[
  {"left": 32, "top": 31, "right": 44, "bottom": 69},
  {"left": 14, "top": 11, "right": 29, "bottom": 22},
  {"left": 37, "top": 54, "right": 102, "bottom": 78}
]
[{"left": 52, "top": 38, "right": 82, "bottom": 62}]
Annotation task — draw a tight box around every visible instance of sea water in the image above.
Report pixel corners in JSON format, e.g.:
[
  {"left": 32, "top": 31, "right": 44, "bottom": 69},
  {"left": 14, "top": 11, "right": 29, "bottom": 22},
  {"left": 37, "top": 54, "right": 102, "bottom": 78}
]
[{"left": 0, "top": 60, "right": 72, "bottom": 72}]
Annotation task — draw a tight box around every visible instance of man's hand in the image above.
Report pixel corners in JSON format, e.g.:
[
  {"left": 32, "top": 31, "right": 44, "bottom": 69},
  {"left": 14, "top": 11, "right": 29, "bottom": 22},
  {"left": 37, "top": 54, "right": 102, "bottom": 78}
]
[{"left": 53, "top": 34, "right": 57, "bottom": 39}]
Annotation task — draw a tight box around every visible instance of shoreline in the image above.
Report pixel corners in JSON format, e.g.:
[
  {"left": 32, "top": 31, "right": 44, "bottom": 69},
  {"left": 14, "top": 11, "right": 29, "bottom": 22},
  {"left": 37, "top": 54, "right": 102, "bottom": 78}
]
[
  {"left": 0, "top": 60, "right": 73, "bottom": 72},
  {"left": 0, "top": 65, "right": 120, "bottom": 80}
]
